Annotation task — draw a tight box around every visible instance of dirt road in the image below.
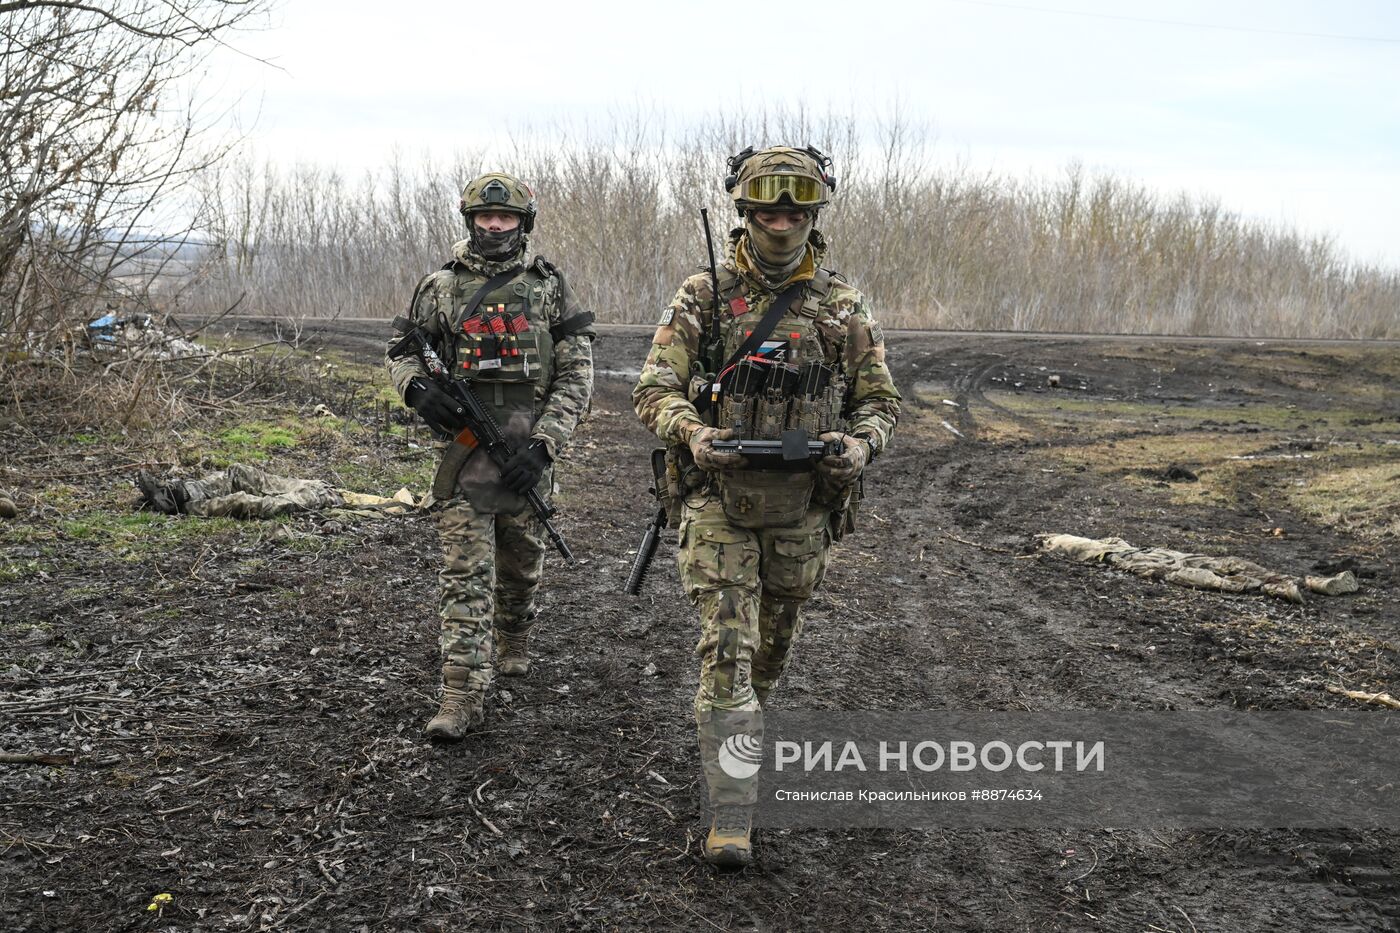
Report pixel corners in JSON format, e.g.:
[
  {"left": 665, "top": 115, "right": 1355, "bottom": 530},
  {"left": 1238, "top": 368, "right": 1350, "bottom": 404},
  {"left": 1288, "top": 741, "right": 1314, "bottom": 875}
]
[{"left": 2, "top": 323, "right": 1397, "bottom": 931}]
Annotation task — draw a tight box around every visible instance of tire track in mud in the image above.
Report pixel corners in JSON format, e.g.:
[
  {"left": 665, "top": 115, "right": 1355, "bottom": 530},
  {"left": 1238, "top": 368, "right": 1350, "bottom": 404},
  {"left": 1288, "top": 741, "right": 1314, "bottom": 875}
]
[
  {"left": 13, "top": 322, "right": 1379, "bottom": 931},
  {"left": 811, "top": 340, "right": 1400, "bottom": 931}
]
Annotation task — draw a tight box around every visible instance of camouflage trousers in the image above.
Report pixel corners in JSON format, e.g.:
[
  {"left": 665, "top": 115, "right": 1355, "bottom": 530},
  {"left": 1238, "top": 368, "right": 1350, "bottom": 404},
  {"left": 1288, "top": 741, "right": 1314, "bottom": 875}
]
[
  {"left": 436, "top": 500, "right": 545, "bottom": 691},
  {"left": 677, "top": 495, "right": 833, "bottom": 805},
  {"left": 184, "top": 464, "right": 344, "bottom": 519}
]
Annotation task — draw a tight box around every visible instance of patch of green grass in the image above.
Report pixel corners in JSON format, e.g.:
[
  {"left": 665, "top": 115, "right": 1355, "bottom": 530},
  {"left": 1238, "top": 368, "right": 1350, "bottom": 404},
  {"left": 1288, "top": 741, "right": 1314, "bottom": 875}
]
[
  {"left": 57, "top": 510, "right": 254, "bottom": 556},
  {"left": 235, "top": 556, "right": 268, "bottom": 574},
  {"left": 329, "top": 454, "right": 435, "bottom": 496},
  {"left": 210, "top": 421, "right": 301, "bottom": 463},
  {"left": 0, "top": 558, "right": 45, "bottom": 583},
  {"left": 282, "top": 532, "right": 353, "bottom": 555},
  {"left": 0, "top": 521, "right": 51, "bottom": 547}
]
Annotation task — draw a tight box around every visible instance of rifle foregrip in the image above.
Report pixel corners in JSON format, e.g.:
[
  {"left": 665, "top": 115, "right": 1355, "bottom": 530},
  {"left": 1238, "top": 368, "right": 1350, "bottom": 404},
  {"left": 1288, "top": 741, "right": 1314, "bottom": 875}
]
[
  {"left": 624, "top": 527, "right": 659, "bottom": 595},
  {"left": 624, "top": 509, "right": 666, "bottom": 595}
]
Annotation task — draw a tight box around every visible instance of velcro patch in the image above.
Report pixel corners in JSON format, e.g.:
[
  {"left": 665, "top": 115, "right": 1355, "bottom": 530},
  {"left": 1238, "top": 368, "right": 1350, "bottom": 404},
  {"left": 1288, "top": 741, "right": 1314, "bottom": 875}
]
[
  {"left": 754, "top": 340, "right": 789, "bottom": 363},
  {"left": 658, "top": 308, "right": 674, "bottom": 326},
  {"left": 729, "top": 297, "right": 749, "bottom": 316}
]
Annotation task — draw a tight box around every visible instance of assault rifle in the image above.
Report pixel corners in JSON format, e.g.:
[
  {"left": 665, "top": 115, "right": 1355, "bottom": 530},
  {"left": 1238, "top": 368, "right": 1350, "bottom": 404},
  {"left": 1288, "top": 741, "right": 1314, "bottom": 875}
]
[
  {"left": 624, "top": 449, "right": 669, "bottom": 595},
  {"left": 387, "top": 315, "right": 574, "bottom": 562}
]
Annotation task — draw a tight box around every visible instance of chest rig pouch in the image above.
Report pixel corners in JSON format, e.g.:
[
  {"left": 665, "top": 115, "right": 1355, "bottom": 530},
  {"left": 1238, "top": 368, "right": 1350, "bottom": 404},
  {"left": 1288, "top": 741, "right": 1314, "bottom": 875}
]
[
  {"left": 710, "top": 271, "right": 847, "bottom": 529},
  {"left": 440, "top": 267, "right": 555, "bottom": 514}
]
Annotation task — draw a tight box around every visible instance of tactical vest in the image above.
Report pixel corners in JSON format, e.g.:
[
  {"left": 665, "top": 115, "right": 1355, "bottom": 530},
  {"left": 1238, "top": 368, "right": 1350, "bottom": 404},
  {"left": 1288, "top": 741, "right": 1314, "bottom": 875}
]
[
  {"left": 697, "top": 267, "right": 850, "bottom": 529},
  {"left": 434, "top": 263, "right": 555, "bottom": 514}
]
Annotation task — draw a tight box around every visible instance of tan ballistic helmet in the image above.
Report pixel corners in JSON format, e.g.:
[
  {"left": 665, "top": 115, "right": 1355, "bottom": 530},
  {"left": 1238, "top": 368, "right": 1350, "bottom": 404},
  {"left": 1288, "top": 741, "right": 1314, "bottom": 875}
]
[
  {"left": 459, "top": 172, "right": 538, "bottom": 232},
  {"left": 726, "top": 145, "right": 837, "bottom": 213}
]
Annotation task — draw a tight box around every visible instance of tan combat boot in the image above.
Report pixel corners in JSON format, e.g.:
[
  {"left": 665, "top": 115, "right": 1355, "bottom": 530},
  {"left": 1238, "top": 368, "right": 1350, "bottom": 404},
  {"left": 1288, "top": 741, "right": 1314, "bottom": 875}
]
[
  {"left": 495, "top": 627, "right": 532, "bottom": 677},
  {"left": 424, "top": 664, "right": 483, "bottom": 742},
  {"left": 703, "top": 805, "right": 754, "bottom": 868}
]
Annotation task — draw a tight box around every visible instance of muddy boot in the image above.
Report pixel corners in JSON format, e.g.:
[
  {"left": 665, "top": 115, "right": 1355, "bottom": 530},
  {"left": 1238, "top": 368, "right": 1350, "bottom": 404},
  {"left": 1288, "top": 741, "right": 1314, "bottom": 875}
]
[
  {"left": 134, "top": 471, "right": 189, "bottom": 515},
  {"left": 424, "top": 664, "right": 483, "bottom": 742},
  {"left": 703, "top": 805, "right": 754, "bottom": 869},
  {"left": 495, "top": 626, "right": 532, "bottom": 677}
]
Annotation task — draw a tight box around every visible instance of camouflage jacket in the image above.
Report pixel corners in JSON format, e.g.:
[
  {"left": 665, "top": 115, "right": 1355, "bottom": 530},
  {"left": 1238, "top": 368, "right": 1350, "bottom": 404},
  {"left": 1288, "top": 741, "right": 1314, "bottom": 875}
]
[
  {"left": 386, "top": 238, "right": 595, "bottom": 463},
  {"left": 632, "top": 228, "right": 900, "bottom": 457}
]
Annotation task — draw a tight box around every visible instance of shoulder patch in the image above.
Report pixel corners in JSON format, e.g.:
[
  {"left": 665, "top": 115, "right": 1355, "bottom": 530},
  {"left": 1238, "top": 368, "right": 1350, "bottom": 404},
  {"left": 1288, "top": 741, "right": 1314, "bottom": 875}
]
[
  {"left": 871, "top": 322, "right": 885, "bottom": 343},
  {"left": 658, "top": 308, "right": 675, "bottom": 326}
]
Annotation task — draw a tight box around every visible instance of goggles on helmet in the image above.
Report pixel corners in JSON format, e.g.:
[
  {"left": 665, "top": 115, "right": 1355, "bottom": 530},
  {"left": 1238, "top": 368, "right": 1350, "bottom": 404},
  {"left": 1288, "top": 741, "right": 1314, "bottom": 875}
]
[{"left": 736, "top": 173, "right": 826, "bottom": 207}]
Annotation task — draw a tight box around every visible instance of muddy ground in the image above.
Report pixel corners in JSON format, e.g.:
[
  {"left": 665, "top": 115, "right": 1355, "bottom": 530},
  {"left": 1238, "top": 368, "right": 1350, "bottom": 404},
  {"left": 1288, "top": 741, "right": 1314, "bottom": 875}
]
[{"left": 2, "top": 322, "right": 1398, "bottom": 932}]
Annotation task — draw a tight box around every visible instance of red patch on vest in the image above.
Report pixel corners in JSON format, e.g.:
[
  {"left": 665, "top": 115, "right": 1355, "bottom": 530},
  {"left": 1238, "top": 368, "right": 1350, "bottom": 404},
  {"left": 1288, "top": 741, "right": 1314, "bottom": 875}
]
[{"left": 729, "top": 297, "right": 749, "bottom": 316}]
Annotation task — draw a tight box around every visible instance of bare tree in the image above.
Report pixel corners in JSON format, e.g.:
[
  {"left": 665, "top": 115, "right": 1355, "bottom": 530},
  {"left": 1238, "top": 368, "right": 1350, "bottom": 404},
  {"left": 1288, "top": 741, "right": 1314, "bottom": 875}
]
[
  {"left": 195, "top": 109, "right": 1400, "bottom": 340},
  {"left": 0, "top": 0, "right": 267, "bottom": 390}
]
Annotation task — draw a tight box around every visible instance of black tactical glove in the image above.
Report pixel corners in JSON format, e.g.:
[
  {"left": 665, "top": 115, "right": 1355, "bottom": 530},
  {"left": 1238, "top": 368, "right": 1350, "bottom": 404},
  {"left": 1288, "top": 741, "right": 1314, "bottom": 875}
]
[
  {"left": 501, "top": 439, "right": 551, "bottom": 495},
  {"left": 405, "top": 376, "right": 467, "bottom": 433}
]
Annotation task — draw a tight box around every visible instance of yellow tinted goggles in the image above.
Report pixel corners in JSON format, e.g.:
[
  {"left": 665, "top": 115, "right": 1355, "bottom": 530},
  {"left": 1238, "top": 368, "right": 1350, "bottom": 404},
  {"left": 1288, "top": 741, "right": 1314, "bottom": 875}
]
[{"left": 739, "top": 173, "right": 825, "bottom": 206}]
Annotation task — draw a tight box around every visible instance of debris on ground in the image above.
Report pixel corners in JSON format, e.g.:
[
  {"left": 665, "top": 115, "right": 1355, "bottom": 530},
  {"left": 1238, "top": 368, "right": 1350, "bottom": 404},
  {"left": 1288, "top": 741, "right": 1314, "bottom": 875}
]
[
  {"left": 1325, "top": 685, "right": 1400, "bottom": 710},
  {"left": 85, "top": 311, "right": 206, "bottom": 360},
  {"left": 1164, "top": 463, "right": 1198, "bottom": 482}
]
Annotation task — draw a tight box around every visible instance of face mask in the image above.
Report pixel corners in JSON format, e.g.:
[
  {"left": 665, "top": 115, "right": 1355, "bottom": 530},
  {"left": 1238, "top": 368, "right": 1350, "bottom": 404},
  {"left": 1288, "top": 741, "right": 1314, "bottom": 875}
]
[
  {"left": 746, "top": 213, "right": 813, "bottom": 267},
  {"left": 470, "top": 223, "right": 522, "bottom": 260}
]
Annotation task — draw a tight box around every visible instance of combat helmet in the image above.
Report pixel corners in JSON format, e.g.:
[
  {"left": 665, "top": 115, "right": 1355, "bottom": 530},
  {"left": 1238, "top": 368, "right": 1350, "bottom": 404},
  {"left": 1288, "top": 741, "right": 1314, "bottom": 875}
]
[
  {"left": 725, "top": 145, "right": 837, "bottom": 215},
  {"left": 459, "top": 172, "right": 538, "bottom": 233}
]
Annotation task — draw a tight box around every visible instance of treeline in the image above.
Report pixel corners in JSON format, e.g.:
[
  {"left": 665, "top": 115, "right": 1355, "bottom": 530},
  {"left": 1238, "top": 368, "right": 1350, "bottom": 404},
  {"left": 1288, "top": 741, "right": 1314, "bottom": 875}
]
[
  {"left": 0, "top": 0, "right": 269, "bottom": 426},
  {"left": 192, "top": 111, "right": 1400, "bottom": 338}
]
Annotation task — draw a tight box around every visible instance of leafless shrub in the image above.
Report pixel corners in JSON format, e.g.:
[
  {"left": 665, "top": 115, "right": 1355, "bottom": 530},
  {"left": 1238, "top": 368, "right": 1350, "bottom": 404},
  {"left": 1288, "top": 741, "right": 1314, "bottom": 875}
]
[
  {"left": 0, "top": 0, "right": 269, "bottom": 425},
  {"left": 196, "top": 108, "right": 1400, "bottom": 339}
]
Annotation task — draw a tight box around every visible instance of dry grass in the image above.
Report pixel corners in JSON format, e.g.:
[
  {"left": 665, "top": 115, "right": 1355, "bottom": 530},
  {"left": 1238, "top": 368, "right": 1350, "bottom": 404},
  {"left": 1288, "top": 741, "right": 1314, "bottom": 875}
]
[{"left": 1283, "top": 452, "right": 1400, "bottom": 540}]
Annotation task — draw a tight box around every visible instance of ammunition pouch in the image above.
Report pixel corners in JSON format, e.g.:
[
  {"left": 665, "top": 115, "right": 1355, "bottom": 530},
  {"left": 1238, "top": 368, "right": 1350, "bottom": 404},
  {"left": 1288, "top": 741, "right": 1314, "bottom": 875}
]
[
  {"left": 717, "top": 470, "right": 814, "bottom": 529},
  {"left": 816, "top": 474, "right": 861, "bottom": 541},
  {"left": 440, "top": 268, "right": 554, "bottom": 514},
  {"left": 665, "top": 444, "right": 706, "bottom": 528}
]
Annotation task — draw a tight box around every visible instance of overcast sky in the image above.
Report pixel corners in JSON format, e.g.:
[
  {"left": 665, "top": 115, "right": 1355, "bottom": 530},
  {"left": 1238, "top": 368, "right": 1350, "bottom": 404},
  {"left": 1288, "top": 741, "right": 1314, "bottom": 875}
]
[{"left": 202, "top": 0, "right": 1400, "bottom": 266}]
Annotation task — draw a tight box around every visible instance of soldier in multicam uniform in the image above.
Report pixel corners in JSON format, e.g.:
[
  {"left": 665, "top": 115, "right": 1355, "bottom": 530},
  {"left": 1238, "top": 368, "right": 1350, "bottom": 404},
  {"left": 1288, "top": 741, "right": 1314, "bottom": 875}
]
[
  {"left": 632, "top": 146, "right": 900, "bottom": 867},
  {"left": 133, "top": 464, "right": 418, "bottom": 518},
  {"left": 387, "top": 173, "right": 595, "bottom": 742}
]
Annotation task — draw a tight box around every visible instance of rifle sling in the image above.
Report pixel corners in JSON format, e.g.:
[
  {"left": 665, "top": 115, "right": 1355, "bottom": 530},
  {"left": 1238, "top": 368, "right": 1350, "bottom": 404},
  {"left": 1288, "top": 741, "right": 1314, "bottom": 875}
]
[
  {"left": 430, "top": 265, "right": 521, "bottom": 500},
  {"left": 695, "top": 279, "right": 806, "bottom": 417},
  {"left": 461, "top": 266, "right": 523, "bottom": 320}
]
